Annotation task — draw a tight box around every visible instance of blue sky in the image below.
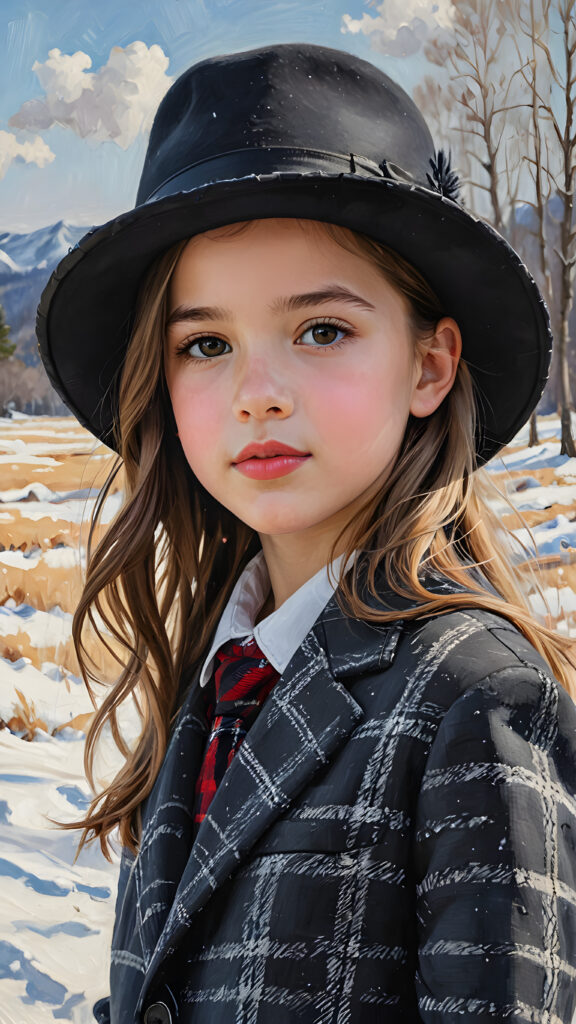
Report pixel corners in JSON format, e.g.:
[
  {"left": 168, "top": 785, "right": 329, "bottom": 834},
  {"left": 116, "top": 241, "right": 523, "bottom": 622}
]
[{"left": 0, "top": 0, "right": 447, "bottom": 233}]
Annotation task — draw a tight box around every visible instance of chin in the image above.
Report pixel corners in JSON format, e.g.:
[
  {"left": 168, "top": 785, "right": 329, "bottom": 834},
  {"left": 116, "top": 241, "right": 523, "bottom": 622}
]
[{"left": 240, "top": 510, "right": 318, "bottom": 535}]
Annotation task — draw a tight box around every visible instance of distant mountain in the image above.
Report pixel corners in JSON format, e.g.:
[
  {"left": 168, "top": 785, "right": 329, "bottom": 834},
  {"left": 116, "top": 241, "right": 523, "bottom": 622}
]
[
  {"left": 0, "top": 249, "right": 23, "bottom": 276},
  {"left": 0, "top": 221, "right": 89, "bottom": 368},
  {"left": 513, "top": 192, "right": 563, "bottom": 231},
  {"left": 0, "top": 221, "right": 87, "bottom": 277}
]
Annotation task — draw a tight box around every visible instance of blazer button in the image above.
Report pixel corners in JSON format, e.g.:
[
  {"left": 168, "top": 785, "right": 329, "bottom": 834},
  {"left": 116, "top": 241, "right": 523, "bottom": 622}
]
[{"left": 143, "top": 1002, "right": 172, "bottom": 1024}]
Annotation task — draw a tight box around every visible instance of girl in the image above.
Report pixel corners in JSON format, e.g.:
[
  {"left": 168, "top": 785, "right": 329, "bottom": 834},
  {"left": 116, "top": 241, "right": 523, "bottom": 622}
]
[{"left": 38, "top": 42, "right": 576, "bottom": 1024}]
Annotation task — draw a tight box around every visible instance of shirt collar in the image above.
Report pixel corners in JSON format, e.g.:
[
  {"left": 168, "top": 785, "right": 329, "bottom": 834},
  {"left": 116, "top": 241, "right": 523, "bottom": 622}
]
[{"left": 198, "top": 548, "right": 356, "bottom": 687}]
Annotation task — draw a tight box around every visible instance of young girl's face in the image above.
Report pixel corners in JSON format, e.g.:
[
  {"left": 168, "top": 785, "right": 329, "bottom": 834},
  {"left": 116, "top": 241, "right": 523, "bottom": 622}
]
[{"left": 164, "top": 218, "right": 447, "bottom": 551}]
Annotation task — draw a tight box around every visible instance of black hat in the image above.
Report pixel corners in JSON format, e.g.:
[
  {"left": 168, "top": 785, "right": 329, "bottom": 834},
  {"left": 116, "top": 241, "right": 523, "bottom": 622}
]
[{"left": 36, "top": 41, "right": 552, "bottom": 463}]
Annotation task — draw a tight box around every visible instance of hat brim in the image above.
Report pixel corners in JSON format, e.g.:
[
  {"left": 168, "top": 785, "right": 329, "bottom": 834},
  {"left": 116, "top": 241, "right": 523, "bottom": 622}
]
[{"left": 37, "top": 172, "right": 552, "bottom": 463}]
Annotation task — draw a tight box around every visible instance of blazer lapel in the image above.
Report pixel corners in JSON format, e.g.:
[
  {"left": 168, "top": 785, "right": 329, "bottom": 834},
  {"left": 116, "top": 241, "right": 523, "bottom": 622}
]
[
  {"left": 134, "top": 663, "right": 209, "bottom": 964},
  {"left": 140, "top": 586, "right": 403, "bottom": 995}
]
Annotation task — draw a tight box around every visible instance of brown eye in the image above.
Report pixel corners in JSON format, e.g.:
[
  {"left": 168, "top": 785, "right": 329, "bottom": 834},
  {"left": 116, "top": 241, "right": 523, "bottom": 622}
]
[
  {"left": 299, "top": 322, "right": 350, "bottom": 348},
  {"left": 197, "top": 337, "right": 228, "bottom": 356},
  {"left": 178, "top": 336, "right": 231, "bottom": 359},
  {"left": 311, "top": 325, "right": 339, "bottom": 345}
]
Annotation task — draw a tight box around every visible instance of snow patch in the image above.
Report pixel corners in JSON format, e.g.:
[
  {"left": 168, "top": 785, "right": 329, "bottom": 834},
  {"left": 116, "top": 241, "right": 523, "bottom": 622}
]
[
  {"left": 487, "top": 441, "right": 567, "bottom": 473},
  {"left": 0, "top": 491, "right": 123, "bottom": 524},
  {"left": 512, "top": 513, "right": 576, "bottom": 557},
  {"left": 0, "top": 602, "right": 73, "bottom": 649}
]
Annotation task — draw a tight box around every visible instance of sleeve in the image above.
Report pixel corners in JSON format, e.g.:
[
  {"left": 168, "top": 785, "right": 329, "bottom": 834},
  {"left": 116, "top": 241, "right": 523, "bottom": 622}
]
[
  {"left": 92, "top": 996, "right": 111, "bottom": 1023},
  {"left": 413, "top": 665, "right": 576, "bottom": 1023},
  {"left": 92, "top": 843, "right": 137, "bottom": 1023}
]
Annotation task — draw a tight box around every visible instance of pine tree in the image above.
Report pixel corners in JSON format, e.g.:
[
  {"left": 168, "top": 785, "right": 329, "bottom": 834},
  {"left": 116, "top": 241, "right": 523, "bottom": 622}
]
[{"left": 0, "top": 303, "right": 15, "bottom": 360}]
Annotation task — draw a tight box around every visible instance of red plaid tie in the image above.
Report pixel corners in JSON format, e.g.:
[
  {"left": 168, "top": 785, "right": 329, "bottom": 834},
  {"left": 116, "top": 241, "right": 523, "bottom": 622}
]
[{"left": 193, "top": 634, "right": 280, "bottom": 829}]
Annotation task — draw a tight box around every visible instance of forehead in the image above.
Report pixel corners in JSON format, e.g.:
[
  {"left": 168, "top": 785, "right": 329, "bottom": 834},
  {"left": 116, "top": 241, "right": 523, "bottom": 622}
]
[
  {"left": 170, "top": 218, "right": 405, "bottom": 306},
  {"left": 179, "top": 218, "right": 352, "bottom": 266}
]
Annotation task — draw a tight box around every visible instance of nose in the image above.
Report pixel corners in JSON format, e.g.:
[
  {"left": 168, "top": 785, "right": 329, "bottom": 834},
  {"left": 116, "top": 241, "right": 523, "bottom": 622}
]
[{"left": 231, "top": 355, "right": 294, "bottom": 421}]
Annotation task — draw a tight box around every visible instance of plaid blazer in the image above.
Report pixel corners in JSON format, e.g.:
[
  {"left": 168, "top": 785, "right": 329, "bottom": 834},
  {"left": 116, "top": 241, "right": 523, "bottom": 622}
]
[{"left": 94, "top": 572, "right": 576, "bottom": 1024}]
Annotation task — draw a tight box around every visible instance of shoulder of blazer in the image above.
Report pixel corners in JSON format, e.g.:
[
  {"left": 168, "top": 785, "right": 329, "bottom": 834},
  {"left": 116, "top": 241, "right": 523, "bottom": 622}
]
[
  {"left": 360, "top": 603, "right": 565, "bottom": 746},
  {"left": 402, "top": 602, "right": 553, "bottom": 688},
  {"left": 327, "top": 596, "right": 570, "bottom": 778},
  {"left": 315, "top": 556, "right": 557, "bottom": 707}
]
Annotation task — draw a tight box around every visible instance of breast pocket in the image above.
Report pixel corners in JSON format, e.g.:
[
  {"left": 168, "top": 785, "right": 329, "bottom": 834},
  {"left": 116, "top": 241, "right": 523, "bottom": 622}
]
[
  {"left": 252, "top": 811, "right": 353, "bottom": 854},
  {"left": 252, "top": 798, "right": 408, "bottom": 855}
]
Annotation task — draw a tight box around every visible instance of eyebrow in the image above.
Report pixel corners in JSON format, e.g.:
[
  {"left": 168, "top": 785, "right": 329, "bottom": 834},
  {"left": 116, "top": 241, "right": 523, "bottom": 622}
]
[{"left": 166, "top": 285, "right": 377, "bottom": 326}]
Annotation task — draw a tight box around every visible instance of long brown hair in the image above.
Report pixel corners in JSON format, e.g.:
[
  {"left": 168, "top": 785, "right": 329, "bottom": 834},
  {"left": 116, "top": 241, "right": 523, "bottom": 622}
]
[{"left": 63, "top": 218, "right": 576, "bottom": 861}]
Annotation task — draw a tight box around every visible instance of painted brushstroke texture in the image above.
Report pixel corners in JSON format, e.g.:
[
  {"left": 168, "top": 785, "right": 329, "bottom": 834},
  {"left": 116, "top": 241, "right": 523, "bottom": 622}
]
[{"left": 0, "top": 411, "right": 574, "bottom": 1021}]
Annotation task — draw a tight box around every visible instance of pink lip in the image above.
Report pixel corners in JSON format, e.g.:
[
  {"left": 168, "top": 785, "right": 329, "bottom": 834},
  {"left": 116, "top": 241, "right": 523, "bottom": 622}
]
[
  {"left": 233, "top": 439, "right": 310, "bottom": 463},
  {"left": 234, "top": 454, "right": 311, "bottom": 480}
]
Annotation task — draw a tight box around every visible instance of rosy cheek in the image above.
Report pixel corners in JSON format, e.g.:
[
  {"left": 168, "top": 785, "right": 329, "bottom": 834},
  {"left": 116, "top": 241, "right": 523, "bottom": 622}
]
[
  {"left": 319, "top": 362, "right": 410, "bottom": 471},
  {"left": 170, "top": 382, "right": 220, "bottom": 458},
  {"left": 314, "top": 375, "right": 386, "bottom": 444}
]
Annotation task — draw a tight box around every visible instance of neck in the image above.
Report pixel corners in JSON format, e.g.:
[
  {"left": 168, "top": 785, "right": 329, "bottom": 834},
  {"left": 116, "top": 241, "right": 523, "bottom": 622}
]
[
  {"left": 254, "top": 589, "right": 275, "bottom": 625},
  {"left": 253, "top": 468, "right": 383, "bottom": 611},
  {"left": 257, "top": 531, "right": 350, "bottom": 613}
]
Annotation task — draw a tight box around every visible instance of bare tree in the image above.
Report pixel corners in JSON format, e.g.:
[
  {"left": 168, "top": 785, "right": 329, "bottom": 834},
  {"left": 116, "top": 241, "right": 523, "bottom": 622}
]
[
  {"left": 423, "top": 0, "right": 528, "bottom": 232},
  {"left": 0, "top": 356, "right": 67, "bottom": 416},
  {"left": 540, "top": 0, "right": 576, "bottom": 455},
  {"left": 509, "top": 0, "right": 576, "bottom": 454},
  {"left": 508, "top": 0, "right": 557, "bottom": 445},
  {"left": 413, "top": 74, "right": 481, "bottom": 212},
  {"left": 420, "top": 0, "right": 574, "bottom": 450},
  {"left": 0, "top": 357, "right": 26, "bottom": 414}
]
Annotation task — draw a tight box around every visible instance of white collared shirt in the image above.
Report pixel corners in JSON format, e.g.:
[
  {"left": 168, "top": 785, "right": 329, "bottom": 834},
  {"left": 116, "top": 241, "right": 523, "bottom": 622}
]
[{"left": 198, "top": 548, "right": 356, "bottom": 688}]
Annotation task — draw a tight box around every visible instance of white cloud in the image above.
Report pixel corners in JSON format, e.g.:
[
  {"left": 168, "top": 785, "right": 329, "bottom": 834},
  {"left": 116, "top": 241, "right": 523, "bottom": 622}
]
[
  {"left": 0, "top": 130, "right": 55, "bottom": 180},
  {"left": 9, "top": 41, "right": 172, "bottom": 150},
  {"left": 341, "top": 0, "right": 456, "bottom": 57},
  {"left": 34, "top": 48, "right": 94, "bottom": 104}
]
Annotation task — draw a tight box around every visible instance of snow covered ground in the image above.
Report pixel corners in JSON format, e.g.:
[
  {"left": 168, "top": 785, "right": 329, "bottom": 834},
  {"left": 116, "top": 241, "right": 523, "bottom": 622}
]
[
  {"left": 485, "top": 427, "right": 576, "bottom": 557},
  {"left": 0, "top": 729, "right": 120, "bottom": 1023},
  {"left": 0, "top": 412, "right": 575, "bottom": 1023},
  {"left": 0, "top": 416, "right": 130, "bottom": 1023}
]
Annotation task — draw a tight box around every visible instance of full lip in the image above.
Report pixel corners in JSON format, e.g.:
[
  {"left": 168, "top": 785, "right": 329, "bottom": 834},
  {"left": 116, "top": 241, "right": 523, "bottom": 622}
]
[{"left": 232, "top": 440, "right": 311, "bottom": 463}]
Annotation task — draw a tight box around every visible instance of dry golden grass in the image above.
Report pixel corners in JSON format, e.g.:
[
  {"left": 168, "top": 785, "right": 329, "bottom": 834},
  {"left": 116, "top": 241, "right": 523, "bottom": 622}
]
[
  {"left": 0, "top": 423, "right": 119, "bottom": 607},
  {"left": 1, "top": 560, "right": 83, "bottom": 613},
  {"left": 488, "top": 440, "right": 576, "bottom": 634},
  {"left": 0, "top": 451, "right": 118, "bottom": 492},
  {"left": 0, "top": 619, "right": 127, "bottom": 678},
  {"left": 500, "top": 507, "right": 566, "bottom": 532},
  {"left": 4, "top": 687, "right": 48, "bottom": 741},
  {"left": 0, "top": 419, "right": 121, "bottom": 675},
  {"left": 0, "top": 679, "right": 95, "bottom": 741},
  {"left": 0, "top": 511, "right": 110, "bottom": 552}
]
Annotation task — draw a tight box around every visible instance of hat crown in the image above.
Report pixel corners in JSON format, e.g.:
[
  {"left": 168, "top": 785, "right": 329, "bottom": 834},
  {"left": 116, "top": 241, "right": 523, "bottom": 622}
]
[{"left": 136, "top": 42, "right": 436, "bottom": 205}]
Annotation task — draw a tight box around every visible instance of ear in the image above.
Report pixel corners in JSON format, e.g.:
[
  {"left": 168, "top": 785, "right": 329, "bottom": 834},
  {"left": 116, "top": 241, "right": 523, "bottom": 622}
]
[{"left": 409, "top": 317, "right": 462, "bottom": 419}]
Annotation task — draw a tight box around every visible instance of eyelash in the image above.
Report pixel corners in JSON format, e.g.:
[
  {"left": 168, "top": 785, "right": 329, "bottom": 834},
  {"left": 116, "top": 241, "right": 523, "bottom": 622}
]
[{"left": 173, "top": 317, "right": 357, "bottom": 362}]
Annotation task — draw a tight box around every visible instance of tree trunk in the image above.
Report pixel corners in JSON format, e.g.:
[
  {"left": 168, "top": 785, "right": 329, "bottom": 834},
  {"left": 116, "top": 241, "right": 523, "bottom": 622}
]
[
  {"left": 528, "top": 410, "right": 539, "bottom": 446},
  {"left": 557, "top": 0, "right": 576, "bottom": 456},
  {"left": 559, "top": 304, "right": 576, "bottom": 456}
]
